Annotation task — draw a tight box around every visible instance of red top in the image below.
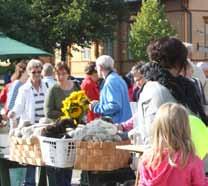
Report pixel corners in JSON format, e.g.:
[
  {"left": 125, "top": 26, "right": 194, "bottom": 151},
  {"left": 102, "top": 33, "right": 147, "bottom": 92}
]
[
  {"left": 139, "top": 151, "right": 208, "bottom": 186},
  {"left": 0, "top": 82, "right": 11, "bottom": 114},
  {"left": 81, "top": 75, "right": 100, "bottom": 122}
]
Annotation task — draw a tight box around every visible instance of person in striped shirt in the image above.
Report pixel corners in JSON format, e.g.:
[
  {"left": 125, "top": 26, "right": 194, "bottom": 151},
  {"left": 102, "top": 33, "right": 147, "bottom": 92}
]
[{"left": 8, "top": 59, "right": 48, "bottom": 186}]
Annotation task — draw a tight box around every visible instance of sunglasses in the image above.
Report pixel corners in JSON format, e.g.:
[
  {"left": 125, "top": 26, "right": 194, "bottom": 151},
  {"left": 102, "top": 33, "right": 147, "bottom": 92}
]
[{"left": 31, "top": 71, "right": 41, "bottom": 74}]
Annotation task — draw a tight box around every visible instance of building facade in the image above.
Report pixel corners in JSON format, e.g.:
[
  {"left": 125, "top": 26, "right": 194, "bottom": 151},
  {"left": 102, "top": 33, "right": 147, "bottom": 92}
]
[{"left": 68, "top": 0, "right": 208, "bottom": 77}]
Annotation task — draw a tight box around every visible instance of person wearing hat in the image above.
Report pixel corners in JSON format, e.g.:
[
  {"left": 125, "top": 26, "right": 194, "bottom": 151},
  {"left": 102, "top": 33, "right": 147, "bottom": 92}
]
[{"left": 81, "top": 62, "right": 100, "bottom": 122}]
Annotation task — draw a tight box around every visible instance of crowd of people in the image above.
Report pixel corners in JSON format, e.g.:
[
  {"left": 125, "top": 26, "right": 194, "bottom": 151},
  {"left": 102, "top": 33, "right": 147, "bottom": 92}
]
[{"left": 0, "top": 36, "right": 208, "bottom": 186}]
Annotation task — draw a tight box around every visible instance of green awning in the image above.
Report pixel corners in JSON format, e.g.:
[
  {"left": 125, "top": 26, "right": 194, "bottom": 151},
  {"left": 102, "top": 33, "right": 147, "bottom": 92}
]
[{"left": 0, "top": 32, "right": 52, "bottom": 60}]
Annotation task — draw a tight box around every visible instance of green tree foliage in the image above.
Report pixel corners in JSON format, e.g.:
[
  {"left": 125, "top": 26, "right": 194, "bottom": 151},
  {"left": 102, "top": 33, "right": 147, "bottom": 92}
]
[
  {"left": 31, "top": 0, "right": 127, "bottom": 60},
  {"left": 0, "top": 0, "right": 127, "bottom": 60},
  {"left": 0, "top": 0, "right": 42, "bottom": 49},
  {"left": 129, "top": 0, "right": 176, "bottom": 61}
]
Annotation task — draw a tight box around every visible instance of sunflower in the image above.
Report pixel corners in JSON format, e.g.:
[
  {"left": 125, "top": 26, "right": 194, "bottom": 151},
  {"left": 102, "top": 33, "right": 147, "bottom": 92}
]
[{"left": 61, "top": 90, "right": 89, "bottom": 124}]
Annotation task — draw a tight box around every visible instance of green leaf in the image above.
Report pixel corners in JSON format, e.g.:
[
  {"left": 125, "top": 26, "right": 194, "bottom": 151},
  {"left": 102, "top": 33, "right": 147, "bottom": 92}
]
[{"left": 129, "top": 0, "right": 176, "bottom": 61}]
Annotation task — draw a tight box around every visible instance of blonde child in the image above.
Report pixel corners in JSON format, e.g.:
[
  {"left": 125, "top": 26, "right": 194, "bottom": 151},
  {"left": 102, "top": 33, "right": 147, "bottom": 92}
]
[{"left": 138, "top": 103, "right": 207, "bottom": 186}]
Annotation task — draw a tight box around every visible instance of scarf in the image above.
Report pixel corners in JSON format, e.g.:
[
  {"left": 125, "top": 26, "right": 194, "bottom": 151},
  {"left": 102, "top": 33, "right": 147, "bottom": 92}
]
[{"left": 141, "top": 62, "right": 208, "bottom": 125}]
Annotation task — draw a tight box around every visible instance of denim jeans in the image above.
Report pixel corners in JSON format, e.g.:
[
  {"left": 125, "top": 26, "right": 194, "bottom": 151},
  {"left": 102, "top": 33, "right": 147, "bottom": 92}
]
[
  {"left": 10, "top": 168, "right": 26, "bottom": 186},
  {"left": 22, "top": 166, "right": 36, "bottom": 186},
  {"left": 46, "top": 167, "right": 72, "bottom": 186}
]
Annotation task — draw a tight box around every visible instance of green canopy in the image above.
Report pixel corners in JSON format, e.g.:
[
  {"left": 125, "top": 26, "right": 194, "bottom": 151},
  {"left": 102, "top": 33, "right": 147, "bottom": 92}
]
[{"left": 0, "top": 32, "right": 52, "bottom": 60}]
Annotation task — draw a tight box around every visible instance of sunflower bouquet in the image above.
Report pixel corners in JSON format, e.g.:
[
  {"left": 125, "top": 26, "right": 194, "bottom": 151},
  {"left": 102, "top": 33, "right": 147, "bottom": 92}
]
[{"left": 61, "top": 90, "right": 90, "bottom": 126}]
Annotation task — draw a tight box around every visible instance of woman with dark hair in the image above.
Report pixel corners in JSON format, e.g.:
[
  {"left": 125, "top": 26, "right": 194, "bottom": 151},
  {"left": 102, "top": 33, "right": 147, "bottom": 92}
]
[
  {"left": 132, "top": 37, "right": 208, "bottom": 145},
  {"left": 7, "top": 61, "right": 28, "bottom": 112},
  {"left": 81, "top": 62, "right": 100, "bottom": 122},
  {"left": 44, "top": 61, "right": 80, "bottom": 186}
]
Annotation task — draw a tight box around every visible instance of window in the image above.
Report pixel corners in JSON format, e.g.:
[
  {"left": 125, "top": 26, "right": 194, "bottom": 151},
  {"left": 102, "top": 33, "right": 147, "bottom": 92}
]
[
  {"left": 203, "top": 16, "right": 208, "bottom": 57},
  {"left": 205, "top": 23, "right": 208, "bottom": 56},
  {"left": 103, "top": 39, "right": 113, "bottom": 57},
  {"left": 82, "top": 47, "right": 91, "bottom": 60}
]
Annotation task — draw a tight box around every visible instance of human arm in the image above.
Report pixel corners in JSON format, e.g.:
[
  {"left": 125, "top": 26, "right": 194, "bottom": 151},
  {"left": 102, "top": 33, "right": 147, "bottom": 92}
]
[
  {"left": 0, "top": 84, "right": 9, "bottom": 104},
  {"left": 44, "top": 87, "right": 62, "bottom": 119},
  {"left": 191, "top": 157, "right": 208, "bottom": 186},
  {"left": 118, "top": 113, "right": 138, "bottom": 132},
  {"left": 91, "top": 81, "right": 121, "bottom": 116},
  {"left": 7, "top": 81, "right": 22, "bottom": 111},
  {"left": 9, "top": 87, "right": 26, "bottom": 119}
]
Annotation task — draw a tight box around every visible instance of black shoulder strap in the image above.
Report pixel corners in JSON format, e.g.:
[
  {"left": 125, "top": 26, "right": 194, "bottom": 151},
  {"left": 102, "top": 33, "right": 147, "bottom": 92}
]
[
  {"left": 73, "top": 80, "right": 80, "bottom": 90},
  {"left": 45, "top": 82, "right": 49, "bottom": 88}
]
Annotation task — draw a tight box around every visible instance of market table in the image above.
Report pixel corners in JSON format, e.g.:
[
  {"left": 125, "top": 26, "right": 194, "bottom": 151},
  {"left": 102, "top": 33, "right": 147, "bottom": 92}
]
[
  {"left": 0, "top": 155, "right": 47, "bottom": 186},
  {"left": 116, "top": 144, "right": 145, "bottom": 153},
  {"left": 116, "top": 144, "right": 145, "bottom": 186},
  {"left": 78, "top": 145, "right": 145, "bottom": 186},
  {"left": 80, "top": 167, "right": 136, "bottom": 186}
]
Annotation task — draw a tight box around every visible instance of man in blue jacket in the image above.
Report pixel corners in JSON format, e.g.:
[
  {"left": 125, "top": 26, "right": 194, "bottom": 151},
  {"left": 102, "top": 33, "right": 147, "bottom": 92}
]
[{"left": 89, "top": 55, "right": 132, "bottom": 123}]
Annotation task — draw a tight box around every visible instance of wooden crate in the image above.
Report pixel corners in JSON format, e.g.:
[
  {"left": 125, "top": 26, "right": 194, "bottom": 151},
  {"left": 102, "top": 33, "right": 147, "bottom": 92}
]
[
  {"left": 9, "top": 136, "right": 44, "bottom": 166},
  {"left": 74, "top": 140, "right": 131, "bottom": 171}
]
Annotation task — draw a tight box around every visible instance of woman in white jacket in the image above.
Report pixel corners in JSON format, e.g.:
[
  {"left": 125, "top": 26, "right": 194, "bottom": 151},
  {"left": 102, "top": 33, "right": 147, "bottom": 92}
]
[
  {"left": 8, "top": 59, "right": 47, "bottom": 186},
  {"left": 131, "top": 37, "right": 208, "bottom": 145}
]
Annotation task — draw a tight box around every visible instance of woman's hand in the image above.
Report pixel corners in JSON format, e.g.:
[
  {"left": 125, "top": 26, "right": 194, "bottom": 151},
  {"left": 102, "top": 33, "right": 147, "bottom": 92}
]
[
  {"left": 7, "top": 111, "right": 16, "bottom": 119},
  {"left": 89, "top": 100, "right": 98, "bottom": 111},
  {"left": 115, "top": 123, "right": 123, "bottom": 132}
]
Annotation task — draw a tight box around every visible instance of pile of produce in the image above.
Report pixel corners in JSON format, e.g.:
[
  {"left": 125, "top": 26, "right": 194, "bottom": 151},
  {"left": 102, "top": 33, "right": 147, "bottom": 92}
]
[
  {"left": 9, "top": 118, "right": 53, "bottom": 138},
  {"left": 41, "top": 118, "right": 76, "bottom": 138},
  {"left": 69, "top": 118, "right": 122, "bottom": 142}
]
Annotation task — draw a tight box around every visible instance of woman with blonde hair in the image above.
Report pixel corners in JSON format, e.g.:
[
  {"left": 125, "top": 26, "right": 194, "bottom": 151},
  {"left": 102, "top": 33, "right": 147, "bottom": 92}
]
[{"left": 138, "top": 103, "right": 207, "bottom": 186}]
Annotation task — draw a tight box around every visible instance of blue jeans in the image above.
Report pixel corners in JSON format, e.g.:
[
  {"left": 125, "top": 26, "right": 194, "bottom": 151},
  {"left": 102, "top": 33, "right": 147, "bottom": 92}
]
[
  {"left": 22, "top": 166, "right": 36, "bottom": 186},
  {"left": 10, "top": 168, "right": 26, "bottom": 186},
  {"left": 47, "top": 167, "right": 72, "bottom": 186}
]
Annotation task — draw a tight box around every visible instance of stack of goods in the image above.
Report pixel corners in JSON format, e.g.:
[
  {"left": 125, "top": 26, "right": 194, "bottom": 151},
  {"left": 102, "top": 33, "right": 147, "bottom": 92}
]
[
  {"left": 41, "top": 118, "right": 76, "bottom": 138},
  {"left": 9, "top": 118, "right": 53, "bottom": 166},
  {"left": 10, "top": 135, "right": 43, "bottom": 166},
  {"left": 71, "top": 119, "right": 131, "bottom": 171}
]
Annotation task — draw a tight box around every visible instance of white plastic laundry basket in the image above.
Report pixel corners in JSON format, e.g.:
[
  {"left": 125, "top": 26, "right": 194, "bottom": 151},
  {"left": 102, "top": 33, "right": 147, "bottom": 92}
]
[{"left": 39, "top": 136, "right": 76, "bottom": 168}]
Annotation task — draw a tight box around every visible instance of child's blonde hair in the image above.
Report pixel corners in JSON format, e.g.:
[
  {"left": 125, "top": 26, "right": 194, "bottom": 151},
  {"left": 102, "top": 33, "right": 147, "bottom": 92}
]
[{"left": 148, "top": 103, "right": 195, "bottom": 168}]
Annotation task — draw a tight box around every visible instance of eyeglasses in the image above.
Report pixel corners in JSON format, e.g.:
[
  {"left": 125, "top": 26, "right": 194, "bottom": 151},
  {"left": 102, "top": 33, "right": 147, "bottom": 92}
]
[{"left": 31, "top": 71, "right": 41, "bottom": 74}]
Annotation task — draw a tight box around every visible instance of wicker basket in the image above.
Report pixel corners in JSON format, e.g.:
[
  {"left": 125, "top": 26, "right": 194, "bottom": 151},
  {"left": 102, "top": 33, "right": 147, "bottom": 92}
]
[
  {"left": 9, "top": 136, "right": 44, "bottom": 166},
  {"left": 0, "top": 134, "right": 9, "bottom": 155},
  {"left": 74, "top": 140, "right": 131, "bottom": 171}
]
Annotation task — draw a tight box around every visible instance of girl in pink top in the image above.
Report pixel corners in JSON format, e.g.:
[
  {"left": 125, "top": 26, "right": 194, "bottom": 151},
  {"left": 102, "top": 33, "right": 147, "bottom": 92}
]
[{"left": 138, "top": 103, "right": 208, "bottom": 186}]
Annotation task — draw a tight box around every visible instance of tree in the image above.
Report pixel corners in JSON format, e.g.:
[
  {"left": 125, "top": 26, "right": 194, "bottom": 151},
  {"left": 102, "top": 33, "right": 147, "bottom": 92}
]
[
  {"left": 129, "top": 0, "right": 176, "bottom": 61},
  {"left": 0, "top": 0, "right": 43, "bottom": 49},
  {"left": 31, "top": 0, "right": 127, "bottom": 60},
  {"left": 0, "top": 0, "right": 127, "bottom": 61}
]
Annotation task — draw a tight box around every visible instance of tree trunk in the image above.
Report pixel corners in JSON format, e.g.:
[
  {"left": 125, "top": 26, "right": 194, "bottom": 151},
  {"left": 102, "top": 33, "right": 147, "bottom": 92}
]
[
  {"left": 61, "top": 41, "right": 68, "bottom": 62},
  {"left": 94, "top": 40, "right": 99, "bottom": 58}
]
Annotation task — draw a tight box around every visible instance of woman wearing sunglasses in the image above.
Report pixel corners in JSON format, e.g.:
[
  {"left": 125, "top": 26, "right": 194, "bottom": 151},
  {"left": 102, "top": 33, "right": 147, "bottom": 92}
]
[{"left": 8, "top": 59, "right": 48, "bottom": 186}]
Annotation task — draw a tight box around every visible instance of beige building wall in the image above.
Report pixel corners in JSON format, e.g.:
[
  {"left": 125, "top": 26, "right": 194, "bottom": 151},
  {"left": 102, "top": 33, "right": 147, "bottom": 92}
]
[
  {"left": 167, "top": 12, "right": 185, "bottom": 40},
  {"left": 189, "top": 0, "right": 208, "bottom": 9},
  {"left": 68, "top": 0, "right": 208, "bottom": 76},
  {"left": 188, "top": 0, "right": 208, "bottom": 60},
  {"left": 191, "top": 11, "right": 208, "bottom": 60},
  {"left": 164, "top": 0, "right": 185, "bottom": 40},
  {"left": 69, "top": 43, "right": 101, "bottom": 77}
]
